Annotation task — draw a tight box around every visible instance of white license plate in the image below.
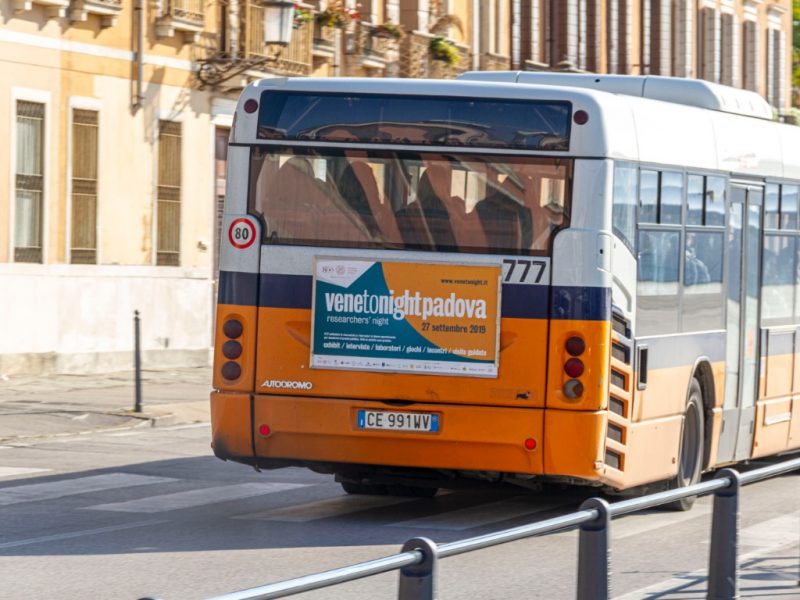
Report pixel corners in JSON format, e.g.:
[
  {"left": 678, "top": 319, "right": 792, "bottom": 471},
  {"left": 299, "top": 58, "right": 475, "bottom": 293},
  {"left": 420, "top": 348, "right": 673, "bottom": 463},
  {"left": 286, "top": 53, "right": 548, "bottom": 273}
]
[{"left": 357, "top": 410, "right": 440, "bottom": 433}]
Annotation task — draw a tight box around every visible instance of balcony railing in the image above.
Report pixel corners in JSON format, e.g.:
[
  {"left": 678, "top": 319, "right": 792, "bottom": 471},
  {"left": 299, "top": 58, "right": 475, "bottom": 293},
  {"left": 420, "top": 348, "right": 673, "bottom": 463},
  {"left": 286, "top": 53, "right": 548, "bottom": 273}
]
[
  {"left": 400, "top": 31, "right": 469, "bottom": 80},
  {"left": 13, "top": 0, "right": 69, "bottom": 19},
  {"left": 156, "top": 0, "right": 204, "bottom": 42},
  {"left": 246, "top": 3, "right": 313, "bottom": 76},
  {"left": 69, "top": 0, "right": 122, "bottom": 27},
  {"left": 480, "top": 51, "right": 510, "bottom": 71},
  {"left": 313, "top": 21, "right": 337, "bottom": 60},
  {"left": 354, "top": 22, "right": 389, "bottom": 69}
]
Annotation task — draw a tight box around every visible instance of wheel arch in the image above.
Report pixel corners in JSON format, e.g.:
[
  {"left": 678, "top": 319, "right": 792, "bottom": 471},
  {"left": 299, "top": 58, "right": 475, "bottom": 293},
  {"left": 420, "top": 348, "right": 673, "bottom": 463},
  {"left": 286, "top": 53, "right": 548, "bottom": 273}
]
[{"left": 691, "top": 357, "right": 716, "bottom": 471}]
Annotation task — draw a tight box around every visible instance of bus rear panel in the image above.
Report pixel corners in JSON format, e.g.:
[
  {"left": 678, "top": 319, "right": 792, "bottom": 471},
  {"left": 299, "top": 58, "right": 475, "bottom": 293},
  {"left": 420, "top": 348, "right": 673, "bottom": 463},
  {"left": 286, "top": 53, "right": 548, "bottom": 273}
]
[{"left": 212, "top": 81, "right": 617, "bottom": 491}]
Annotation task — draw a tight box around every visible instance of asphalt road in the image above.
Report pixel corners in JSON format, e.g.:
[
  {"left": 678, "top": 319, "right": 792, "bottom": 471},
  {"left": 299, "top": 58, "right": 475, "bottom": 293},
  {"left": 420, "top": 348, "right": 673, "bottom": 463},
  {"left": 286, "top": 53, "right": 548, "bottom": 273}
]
[{"left": 0, "top": 424, "right": 798, "bottom": 600}]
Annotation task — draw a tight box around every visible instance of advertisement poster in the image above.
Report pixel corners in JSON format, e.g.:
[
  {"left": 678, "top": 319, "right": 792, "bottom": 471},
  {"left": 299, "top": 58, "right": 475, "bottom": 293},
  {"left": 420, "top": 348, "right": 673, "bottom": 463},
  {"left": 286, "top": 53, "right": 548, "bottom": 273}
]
[{"left": 310, "top": 258, "right": 501, "bottom": 377}]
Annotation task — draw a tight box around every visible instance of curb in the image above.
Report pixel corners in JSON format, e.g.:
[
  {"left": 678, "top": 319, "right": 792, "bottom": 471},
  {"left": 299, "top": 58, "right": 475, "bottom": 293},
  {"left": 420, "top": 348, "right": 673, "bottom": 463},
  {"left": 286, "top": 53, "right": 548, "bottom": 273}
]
[{"left": 0, "top": 403, "right": 209, "bottom": 444}]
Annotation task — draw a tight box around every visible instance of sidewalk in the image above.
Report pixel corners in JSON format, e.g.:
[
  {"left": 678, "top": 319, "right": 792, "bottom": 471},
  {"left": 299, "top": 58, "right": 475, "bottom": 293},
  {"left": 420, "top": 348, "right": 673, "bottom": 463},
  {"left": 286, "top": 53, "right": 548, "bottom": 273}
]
[{"left": 0, "top": 366, "right": 212, "bottom": 443}]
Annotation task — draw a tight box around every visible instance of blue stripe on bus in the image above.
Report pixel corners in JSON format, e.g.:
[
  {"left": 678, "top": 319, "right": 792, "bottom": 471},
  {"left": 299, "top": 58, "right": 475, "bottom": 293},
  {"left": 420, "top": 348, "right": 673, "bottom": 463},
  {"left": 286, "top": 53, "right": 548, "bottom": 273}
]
[
  {"left": 218, "top": 270, "right": 260, "bottom": 306},
  {"left": 218, "top": 271, "right": 610, "bottom": 321},
  {"left": 551, "top": 286, "right": 611, "bottom": 321},
  {"left": 260, "top": 273, "right": 312, "bottom": 309}
]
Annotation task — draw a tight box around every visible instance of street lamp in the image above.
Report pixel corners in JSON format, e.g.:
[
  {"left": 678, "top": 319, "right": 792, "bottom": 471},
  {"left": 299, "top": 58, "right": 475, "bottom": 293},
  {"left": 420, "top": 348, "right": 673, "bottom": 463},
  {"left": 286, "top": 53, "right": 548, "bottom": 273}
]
[
  {"left": 196, "top": 0, "right": 296, "bottom": 89},
  {"left": 262, "top": 0, "right": 295, "bottom": 46}
]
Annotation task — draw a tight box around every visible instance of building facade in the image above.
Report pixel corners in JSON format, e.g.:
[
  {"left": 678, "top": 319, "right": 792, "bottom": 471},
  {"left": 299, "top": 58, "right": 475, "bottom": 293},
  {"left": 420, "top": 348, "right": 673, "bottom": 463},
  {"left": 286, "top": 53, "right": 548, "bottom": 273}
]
[{"left": 0, "top": 0, "right": 794, "bottom": 374}]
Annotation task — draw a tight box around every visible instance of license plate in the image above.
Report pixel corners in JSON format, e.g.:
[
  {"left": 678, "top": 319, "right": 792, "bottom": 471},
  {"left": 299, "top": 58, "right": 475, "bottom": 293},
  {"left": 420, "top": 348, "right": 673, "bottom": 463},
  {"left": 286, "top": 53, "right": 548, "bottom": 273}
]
[{"left": 357, "top": 410, "right": 440, "bottom": 433}]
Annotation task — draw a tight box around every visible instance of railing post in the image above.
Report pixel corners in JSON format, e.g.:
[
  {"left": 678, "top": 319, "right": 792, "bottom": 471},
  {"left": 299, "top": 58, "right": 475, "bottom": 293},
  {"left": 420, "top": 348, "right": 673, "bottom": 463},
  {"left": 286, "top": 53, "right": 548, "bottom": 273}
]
[
  {"left": 577, "top": 497, "right": 611, "bottom": 600},
  {"left": 398, "top": 537, "right": 438, "bottom": 600},
  {"left": 707, "top": 468, "right": 741, "bottom": 599}
]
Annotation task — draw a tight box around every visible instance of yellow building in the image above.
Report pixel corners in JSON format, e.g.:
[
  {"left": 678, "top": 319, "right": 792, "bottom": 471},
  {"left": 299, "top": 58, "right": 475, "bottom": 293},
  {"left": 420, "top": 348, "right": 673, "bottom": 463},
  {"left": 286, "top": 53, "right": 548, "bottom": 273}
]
[
  {"left": 0, "top": 0, "right": 794, "bottom": 374},
  {"left": 0, "top": 0, "right": 217, "bottom": 373}
]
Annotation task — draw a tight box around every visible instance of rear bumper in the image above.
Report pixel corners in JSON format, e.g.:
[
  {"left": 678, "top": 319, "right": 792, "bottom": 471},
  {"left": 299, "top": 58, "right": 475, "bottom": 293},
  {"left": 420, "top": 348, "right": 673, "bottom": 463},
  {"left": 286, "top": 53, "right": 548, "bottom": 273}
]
[{"left": 210, "top": 392, "right": 606, "bottom": 481}]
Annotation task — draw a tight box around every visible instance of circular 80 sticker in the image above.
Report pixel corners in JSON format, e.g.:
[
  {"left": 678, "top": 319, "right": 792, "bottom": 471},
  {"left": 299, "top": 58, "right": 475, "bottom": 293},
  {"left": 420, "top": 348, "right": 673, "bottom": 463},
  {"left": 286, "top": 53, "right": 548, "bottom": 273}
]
[{"left": 228, "top": 218, "right": 256, "bottom": 250}]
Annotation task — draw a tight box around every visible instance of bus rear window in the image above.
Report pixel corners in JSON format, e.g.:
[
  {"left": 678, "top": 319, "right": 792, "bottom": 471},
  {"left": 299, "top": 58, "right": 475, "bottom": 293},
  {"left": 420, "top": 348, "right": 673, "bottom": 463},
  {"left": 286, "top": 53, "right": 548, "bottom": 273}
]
[
  {"left": 257, "top": 91, "right": 571, "bottom": 151},
  {"left": 249, "top": 148, "right": 571, "bottom": 255}
]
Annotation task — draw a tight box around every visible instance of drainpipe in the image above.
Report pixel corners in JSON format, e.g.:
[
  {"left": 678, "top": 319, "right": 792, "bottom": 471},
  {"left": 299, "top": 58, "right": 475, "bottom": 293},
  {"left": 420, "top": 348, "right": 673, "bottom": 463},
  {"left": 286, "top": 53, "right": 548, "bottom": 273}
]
[
  {"left": 133, "top": 0, "right": 144, "bottom": 110},
  {"left": 471, "top": 0, "right": 480, "bottom": 71},
  {"left": 229, "top": 0, "right": 238, "bottom": 61}
]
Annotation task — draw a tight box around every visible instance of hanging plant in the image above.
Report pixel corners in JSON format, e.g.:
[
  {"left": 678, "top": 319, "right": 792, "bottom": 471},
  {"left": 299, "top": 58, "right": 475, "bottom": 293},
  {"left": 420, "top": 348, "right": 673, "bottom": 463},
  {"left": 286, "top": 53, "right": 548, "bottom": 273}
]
[
  {"left": 372, "top": 21, "right": 404, "bottom": 40},
  {"left": 315, "top": 2, "right": 360, "bottom": 28},
  {"left": 429, "top": 37, "right": 459, "bottom": 65},
  {"left": 293, "top": 5, "right": 313, "bottom": 29}
]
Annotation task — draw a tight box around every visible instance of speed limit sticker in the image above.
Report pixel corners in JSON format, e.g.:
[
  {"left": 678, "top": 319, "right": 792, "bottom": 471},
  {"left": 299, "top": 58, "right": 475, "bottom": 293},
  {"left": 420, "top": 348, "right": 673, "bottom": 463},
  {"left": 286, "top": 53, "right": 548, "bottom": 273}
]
[{"left": 228, "top": 218, "right": 256, "bottom": 250}]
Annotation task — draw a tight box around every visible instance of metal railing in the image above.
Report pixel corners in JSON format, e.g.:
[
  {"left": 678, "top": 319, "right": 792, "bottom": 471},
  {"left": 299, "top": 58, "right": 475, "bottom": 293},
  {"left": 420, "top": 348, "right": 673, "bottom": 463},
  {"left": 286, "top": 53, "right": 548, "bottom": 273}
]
[{"left": 144, "top": 456, "right": 800, "bottom": 600}]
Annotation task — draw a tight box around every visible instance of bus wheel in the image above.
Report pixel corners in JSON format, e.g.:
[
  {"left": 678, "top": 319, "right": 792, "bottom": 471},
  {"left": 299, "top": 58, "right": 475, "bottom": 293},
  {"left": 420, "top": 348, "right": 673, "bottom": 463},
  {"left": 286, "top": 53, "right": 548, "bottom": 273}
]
[
  {"left": 340, "top": 482, "right": 389, "bottom": 495},
  {"left": 663, "top": 378, "right": 704, "bottom": 511}
]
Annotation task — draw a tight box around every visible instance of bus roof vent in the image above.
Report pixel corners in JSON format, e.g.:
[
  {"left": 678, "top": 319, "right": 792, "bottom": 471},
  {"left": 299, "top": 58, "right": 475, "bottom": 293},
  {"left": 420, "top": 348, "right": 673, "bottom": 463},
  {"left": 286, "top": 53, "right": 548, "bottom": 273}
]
[{"left": 457, "top": 72, "right": 775, "bottom": 120}]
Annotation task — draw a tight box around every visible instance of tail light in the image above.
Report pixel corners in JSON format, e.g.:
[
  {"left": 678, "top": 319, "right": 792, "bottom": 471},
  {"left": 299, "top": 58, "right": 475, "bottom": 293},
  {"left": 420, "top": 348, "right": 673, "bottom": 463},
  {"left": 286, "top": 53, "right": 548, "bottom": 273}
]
[
  {"left": 223, "top": 319, "right": 243, "bottom": 339},
  {"left": 565, "top": 336, "right": 585, "bottom": 356},
  {"left": 563, "top": 379, "right": 584, "bottom": 399},
  {"left": 563, "top": 336, "right": 585, "bottom": 399},
  {"left": 564, "top": 358, "right": 585, "bottom": 378},
  {"left": 221, "top": 318, "right": 244, "bottom": 381}
]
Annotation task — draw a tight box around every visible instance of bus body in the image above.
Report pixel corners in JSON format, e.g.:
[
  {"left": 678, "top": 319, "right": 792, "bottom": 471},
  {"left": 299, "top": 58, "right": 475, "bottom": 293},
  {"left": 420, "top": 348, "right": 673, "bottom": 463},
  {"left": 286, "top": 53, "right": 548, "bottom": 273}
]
[{"left": 211, "top": 74, "right": 800, "bottom": 497}]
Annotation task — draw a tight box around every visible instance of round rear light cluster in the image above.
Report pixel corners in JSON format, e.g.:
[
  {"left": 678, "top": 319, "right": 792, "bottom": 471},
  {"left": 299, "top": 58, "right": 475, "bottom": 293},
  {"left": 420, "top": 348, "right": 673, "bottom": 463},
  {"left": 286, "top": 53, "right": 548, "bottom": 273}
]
[
  {"left": 221, "top": 318, "right": 244, "bottom": 381},
  {"left": 565, "top": 336, "right": 585, "bottom": 356},
  {"left": 563, "top": 335, "right": 586, "bottom": 399},
  {"left": 243, "top": 98, "right": 259, "bottom": 114},
  {"left": 564, "top": 358, "right": 584, "bottom": 378},
  {"left": 223, "top": 340, "right": 243, "bottom": 359}
]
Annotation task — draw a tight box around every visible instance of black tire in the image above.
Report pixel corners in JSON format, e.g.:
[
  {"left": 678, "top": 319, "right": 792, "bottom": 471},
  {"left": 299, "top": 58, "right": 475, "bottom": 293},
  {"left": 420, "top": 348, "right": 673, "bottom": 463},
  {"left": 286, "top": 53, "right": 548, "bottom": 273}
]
[
  {"left": 340, "top": 482, "right": 389, "bottom": 495},
  {"left": 663, "top": 378, "right": 705, "bottom": 511}
]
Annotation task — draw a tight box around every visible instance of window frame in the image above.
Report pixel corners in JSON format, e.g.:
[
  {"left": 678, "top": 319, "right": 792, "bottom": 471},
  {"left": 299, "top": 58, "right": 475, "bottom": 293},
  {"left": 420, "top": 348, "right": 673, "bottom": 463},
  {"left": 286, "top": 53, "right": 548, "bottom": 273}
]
[
  {"left": 11, "top": 89, "right": 51, "bottom": 264},
  {"left": 67, "top": 97, "right": 102, "bottom": 265},
  {"left": 627, "top": 162, "right": 731, "bottom": 336},
  {"left": 155, "top": 119, "right": 183, "bottom": 267},
  {"left": 761, "top": 178, "right": 800, "bottom": 327}
]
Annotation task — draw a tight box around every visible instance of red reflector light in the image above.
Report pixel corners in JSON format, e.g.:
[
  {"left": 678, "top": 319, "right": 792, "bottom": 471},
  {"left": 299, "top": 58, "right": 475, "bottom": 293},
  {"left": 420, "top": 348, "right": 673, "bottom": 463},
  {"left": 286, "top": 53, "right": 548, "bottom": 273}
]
[
  {"left": 564, "top": 358, "right": 585, "bottom": 378},
  {"left": 524, "top": 438, "right": 537, "bottom": 451},
  {"left": 573, "top": 110, "right": 589, "bottom": 125},
  {"left": 222, "top": 340, "right": 243, "bottom": 359},
  {"left": 563, "top": 379, "right": 584, "bottom": 399},
  {"left": 244, "top": 98, "right": 259, "bottom": 113},
  {"left": 565, "top": 336, "right": 585, "bottom": 356},
  {"left": 223, "top": 319, "right": 243, "bottom": 339},
  {"left": 258, "top": 424, "right": 271, "bottom": 437},
  {"left": 221, "top": 361, "right": 241, "bottom": 380}
]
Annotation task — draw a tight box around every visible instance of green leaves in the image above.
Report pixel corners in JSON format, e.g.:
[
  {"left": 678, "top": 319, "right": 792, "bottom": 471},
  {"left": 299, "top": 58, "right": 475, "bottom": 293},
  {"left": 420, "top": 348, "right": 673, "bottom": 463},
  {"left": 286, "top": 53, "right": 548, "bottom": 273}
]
[{"left": 794, "top": 1, "right": 800, "bottom": 99}]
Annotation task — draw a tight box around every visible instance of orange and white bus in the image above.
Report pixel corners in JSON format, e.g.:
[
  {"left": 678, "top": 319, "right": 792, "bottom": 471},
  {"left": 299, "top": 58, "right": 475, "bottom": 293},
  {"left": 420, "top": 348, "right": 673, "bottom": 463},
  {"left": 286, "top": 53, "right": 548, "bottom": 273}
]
[{"left": 211, "top": 73, "right": 800, "bottom": 508}]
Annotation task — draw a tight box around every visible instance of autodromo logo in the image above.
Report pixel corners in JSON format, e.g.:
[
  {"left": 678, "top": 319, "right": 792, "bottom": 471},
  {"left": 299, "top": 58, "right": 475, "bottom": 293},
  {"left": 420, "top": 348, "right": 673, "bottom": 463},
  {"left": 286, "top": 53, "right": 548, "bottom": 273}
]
[{"left": 260, "top": 379, "right": 314, "bottom": 390}]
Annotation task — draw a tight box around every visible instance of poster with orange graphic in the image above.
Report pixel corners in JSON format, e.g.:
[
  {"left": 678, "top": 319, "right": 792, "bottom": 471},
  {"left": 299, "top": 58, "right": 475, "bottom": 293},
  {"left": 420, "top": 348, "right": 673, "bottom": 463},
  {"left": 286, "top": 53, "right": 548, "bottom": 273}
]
[{"left": 310, "top": 258, "right": 501, "bottom": 377}]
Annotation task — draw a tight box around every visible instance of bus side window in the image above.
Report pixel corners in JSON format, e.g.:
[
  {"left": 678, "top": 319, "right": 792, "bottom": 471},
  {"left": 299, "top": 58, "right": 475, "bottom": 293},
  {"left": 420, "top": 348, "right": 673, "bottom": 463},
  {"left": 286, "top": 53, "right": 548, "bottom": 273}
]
[
  {"left": 683, "top": 230, "right": 724, "bottom": 331},
  {"left": 781, "top": 185, "right": 799, "bottom": 230},
  {"left": 761, "top": 234, "right": 796, "bottom": 322},
  {"left": 637, "top": 229, "right": 680, "bottom": 335}
]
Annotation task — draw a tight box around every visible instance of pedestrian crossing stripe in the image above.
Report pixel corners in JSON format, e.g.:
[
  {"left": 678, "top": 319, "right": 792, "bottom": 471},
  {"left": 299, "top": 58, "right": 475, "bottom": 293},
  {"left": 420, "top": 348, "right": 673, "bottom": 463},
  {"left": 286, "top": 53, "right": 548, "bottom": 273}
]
[
  {"left": 0, "top": 467, "right": 51, "bottom": 479},
  {"left": 0, "top": 473, "right": 176, "bottom": 506},
  {"left": 86, "top": 482, "right": 310, "bottom": 513},
  {"left": 236, "top": 493, "right": 416, "bottom": 523}
]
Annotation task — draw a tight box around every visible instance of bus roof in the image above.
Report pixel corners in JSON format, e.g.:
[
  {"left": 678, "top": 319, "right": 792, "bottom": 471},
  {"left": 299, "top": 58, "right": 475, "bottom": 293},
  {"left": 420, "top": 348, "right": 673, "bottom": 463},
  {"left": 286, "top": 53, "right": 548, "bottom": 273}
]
[
  {"left": 237, "top": 77, "right": 800, "bottom": 181},
  {"left": 458, "top": 72, "right": 775, "bottom": 120}
]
